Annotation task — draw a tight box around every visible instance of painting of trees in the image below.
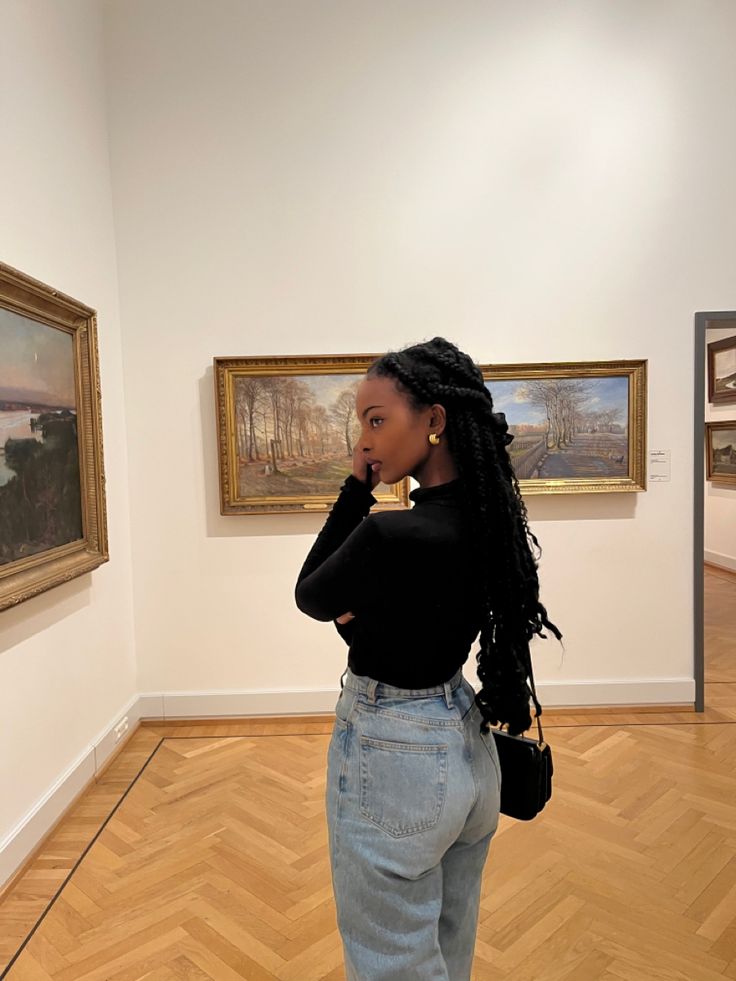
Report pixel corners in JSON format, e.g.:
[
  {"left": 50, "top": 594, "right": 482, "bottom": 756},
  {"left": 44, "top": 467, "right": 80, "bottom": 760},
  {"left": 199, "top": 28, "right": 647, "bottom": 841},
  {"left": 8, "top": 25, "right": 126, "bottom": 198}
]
[
  {"left": 215, "top": 355, "right": 411, "bottom": 513},
  {"left": 329, "top": 383, "right": 360, "bottom": 456},
  {"left": 225, "top": 371, "right": 371, "bottom": 498},
  {"left": 0, "top": 415, "right": 82, "bottom": 564},
  {"left": 480, "top": 362, "right": 646, "bottom": 490},
  {"left": 232, "top": 374, "right": 362, "bottom": 469},
  {"left": 517, "top": 378, "right": 625, "bottom": 450}
]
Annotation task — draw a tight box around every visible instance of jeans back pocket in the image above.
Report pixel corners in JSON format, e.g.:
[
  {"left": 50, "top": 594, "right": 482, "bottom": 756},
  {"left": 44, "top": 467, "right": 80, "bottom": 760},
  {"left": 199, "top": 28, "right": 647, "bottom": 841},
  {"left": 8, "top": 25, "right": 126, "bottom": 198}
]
[{"left": 359, "top": 735, "right": 448, "bottom": 837}]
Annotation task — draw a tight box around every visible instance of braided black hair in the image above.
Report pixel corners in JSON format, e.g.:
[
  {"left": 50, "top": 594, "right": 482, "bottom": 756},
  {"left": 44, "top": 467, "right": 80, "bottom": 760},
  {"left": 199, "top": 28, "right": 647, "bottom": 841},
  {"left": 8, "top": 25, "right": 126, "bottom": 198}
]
[{"left": 368, "top": 337, "right": 563, "bottom": 736}]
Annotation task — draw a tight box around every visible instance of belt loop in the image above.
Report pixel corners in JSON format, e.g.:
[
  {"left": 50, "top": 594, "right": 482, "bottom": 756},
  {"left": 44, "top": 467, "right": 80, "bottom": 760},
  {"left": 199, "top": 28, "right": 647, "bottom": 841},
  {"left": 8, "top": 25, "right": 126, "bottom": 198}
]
[
  {"left": 340, "top": 668, "right": 348, "bottom": 691},
  {"left": 444, "top": 681, "right": 453, "bottom": 710},
  {"left": 367, "top": 679, "right": 378, "bottom": 703}
]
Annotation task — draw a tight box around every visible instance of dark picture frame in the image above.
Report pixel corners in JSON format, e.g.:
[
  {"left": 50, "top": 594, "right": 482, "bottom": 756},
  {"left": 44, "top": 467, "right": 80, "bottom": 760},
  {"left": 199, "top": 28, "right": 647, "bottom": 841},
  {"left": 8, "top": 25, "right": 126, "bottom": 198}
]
[
  {"left": 705, "top": 420, "right": 736, "bottom": 485},
  {"left": 707, "top": 334, "right": 736, "bottom": 405}
]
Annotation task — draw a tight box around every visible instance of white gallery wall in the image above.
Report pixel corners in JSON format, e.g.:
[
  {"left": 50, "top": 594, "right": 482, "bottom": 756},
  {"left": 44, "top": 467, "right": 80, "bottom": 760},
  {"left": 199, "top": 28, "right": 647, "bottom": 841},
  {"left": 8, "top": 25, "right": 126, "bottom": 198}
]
[
  {"left": 705, "top": 326, "right": 736, "bottom": 571},
  {"left": 0, "top": 0, "right": 137, "bottom": 884},
  {"left": 103, "top": 0, "right": 736, "bottom": 711}
]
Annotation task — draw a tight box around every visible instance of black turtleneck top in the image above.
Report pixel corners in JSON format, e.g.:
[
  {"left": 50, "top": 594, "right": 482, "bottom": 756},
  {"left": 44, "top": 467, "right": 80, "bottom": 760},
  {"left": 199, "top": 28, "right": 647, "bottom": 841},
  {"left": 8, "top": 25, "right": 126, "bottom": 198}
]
[{"left": 295, "top": 474, "right": 484, "bottom": 687}]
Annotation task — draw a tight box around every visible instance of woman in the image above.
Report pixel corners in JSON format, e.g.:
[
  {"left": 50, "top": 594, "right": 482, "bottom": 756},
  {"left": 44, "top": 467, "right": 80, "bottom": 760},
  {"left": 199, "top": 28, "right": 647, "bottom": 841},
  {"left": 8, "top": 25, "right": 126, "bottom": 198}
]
[{"left": 295, "top": 337, "right": 561, "bottom": 980}]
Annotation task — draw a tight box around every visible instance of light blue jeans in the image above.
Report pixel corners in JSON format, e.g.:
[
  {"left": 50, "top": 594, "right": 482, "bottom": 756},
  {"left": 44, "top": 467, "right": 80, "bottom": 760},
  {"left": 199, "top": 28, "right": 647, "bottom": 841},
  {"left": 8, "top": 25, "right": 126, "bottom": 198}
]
[{"left": 326, "top": 665, "right": 502, "bottom": 980}]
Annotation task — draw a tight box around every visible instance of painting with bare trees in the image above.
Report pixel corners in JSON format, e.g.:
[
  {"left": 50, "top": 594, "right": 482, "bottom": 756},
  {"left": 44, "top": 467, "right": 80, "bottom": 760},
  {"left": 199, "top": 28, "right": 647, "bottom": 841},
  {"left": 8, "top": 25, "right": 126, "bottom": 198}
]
[
  {"left": 214, "top": 355, "right": 410, "bottom": 514},
  {"left": 480, "top": 360, "right": 647, "bottom": 494}
]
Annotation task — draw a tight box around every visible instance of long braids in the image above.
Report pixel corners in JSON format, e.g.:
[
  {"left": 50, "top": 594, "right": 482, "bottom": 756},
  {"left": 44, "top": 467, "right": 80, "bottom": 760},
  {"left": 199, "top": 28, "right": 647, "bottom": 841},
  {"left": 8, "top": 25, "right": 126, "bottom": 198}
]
[{"left": 369, "top": 337, "right": 563, "bottom": 736}]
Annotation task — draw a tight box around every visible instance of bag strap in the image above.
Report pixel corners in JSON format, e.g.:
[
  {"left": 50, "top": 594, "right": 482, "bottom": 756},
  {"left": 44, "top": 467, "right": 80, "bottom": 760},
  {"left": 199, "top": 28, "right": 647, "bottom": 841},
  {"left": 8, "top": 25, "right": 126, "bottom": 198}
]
[{"left": 519, "top": 645, "right": 545, "bottom": 747}]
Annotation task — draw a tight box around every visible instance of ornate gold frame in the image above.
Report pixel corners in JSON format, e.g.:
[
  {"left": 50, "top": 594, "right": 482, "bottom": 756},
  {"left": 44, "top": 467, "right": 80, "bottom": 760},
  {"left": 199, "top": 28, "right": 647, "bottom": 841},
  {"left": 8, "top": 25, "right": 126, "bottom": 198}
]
[
  {"left": 214, "top": 354, "right": 410, "bottom": 514},
  {"left": 0, "top": 262, "right": 108, "bottom": 611},
  {"left": 480, "top": 359, "right": 647, "bottom": 495},
  {"left": 705, "top": 420, "right": 736, "bottom": 486}
]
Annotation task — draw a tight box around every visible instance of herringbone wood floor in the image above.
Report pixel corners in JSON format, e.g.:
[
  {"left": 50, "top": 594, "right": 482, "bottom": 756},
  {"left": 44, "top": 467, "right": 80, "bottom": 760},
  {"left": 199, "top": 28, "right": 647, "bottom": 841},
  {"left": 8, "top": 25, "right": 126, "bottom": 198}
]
[{"left": 1, "top": 564, "right": 734, "bottom": 980}]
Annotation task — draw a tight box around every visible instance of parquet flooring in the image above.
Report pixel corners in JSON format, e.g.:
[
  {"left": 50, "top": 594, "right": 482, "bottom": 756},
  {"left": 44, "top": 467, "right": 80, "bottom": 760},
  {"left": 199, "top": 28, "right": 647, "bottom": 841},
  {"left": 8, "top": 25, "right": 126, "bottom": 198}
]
[
  {"left": 706, "top": 564, "right": 736, "bottom": 685},
  {"left": 1, "top": 565, "right": 734, "bottom": 980}
]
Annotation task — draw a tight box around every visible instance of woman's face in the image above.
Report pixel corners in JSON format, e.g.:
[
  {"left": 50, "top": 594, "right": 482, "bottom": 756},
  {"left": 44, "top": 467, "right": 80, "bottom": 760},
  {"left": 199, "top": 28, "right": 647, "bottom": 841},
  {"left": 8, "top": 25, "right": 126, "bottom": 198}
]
[{"left": 354, "top": 373, "right": 436, "bottom": 485}]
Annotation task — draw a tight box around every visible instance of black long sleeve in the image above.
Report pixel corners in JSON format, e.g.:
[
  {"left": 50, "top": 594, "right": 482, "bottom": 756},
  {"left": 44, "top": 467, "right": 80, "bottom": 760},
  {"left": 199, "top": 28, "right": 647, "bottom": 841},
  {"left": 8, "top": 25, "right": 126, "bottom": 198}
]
[
  {"left": 295, "top": 476, "right": 484, "bottom": 688},
  {"left": 295, "top": 474, "right": 378, "bottom": 622}
]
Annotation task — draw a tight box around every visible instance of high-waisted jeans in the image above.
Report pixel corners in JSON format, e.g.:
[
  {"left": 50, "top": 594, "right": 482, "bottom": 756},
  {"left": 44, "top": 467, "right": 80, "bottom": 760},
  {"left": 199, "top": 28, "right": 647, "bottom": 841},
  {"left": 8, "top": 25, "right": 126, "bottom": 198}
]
[{"left": 326, "top": 665, "right": 502, "bottom": 980}]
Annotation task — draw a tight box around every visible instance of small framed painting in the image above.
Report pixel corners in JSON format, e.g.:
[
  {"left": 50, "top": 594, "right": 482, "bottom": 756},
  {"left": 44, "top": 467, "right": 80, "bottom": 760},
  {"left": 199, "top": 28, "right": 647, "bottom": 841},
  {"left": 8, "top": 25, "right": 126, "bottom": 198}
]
[
  {"left": 705, "top": 421, "right": 736, "bottom": 486},
  {"left": 214, "top": 354, "right": 410, "bottom": 514},
  {"left": 479, "top": 359, "right": 647, "bottom": 494},
  {"left": 0, "top": 262, "right": 108, "bottom": 612},
  {"left": 707, "top": 335, "right": 736, "bottom": 405}
]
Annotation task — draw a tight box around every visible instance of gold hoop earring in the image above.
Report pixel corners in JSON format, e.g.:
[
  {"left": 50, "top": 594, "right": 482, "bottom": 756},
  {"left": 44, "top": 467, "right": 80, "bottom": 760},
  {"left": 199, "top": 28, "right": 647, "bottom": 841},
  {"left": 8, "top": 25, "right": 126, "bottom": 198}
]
[{"left": 428, "top": 433, "right": 440, "bottom": 446}]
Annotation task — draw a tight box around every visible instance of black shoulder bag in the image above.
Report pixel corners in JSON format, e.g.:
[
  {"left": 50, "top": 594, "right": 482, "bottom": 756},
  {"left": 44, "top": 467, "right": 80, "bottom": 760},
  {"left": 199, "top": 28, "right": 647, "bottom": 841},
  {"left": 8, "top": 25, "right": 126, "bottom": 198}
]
[{"left": 491, "top": 653, "right": 553, "bottom": 821}]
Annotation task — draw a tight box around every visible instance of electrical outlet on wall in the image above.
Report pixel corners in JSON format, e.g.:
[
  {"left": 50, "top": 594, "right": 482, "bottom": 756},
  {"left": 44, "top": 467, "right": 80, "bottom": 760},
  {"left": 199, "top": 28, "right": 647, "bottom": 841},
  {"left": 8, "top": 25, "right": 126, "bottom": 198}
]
[{"left": 114, "top": 717, "right": 129, "bottom": 742}]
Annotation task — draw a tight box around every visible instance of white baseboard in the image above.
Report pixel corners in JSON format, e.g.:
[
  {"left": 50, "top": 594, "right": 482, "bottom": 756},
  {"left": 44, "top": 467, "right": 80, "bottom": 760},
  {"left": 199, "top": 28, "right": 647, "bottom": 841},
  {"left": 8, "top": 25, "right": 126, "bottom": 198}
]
[
  {"left": 140, "top": 687, "right": 344, "bottom": 719},
  {"left": 91, "top": 693, "right": 143, "bottom": 772},
  {"left": 705, "top": 550, "right": 736, "bottom": 573},
  {"left": 0, "top": 692, "right": 141, "bottom": 893},
  {"left": 145, "top": 678, "right": 696, "bottom": 718},
  {"left": 0, "top": 746, "right": 97, "bottom": 897},
  {"left": 534, "top": 678, "right": 695, "bottom": 707},
  {"left": 137, "top": 693, "right": 164, "bottom": 718},
  {"left": 0, "top": 677, "right": 696, "bottom": 891}
]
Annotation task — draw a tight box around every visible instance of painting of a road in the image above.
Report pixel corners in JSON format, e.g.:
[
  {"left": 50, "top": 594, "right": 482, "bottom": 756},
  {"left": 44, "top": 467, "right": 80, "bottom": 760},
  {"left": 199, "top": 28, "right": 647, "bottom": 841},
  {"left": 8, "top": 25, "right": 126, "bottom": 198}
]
[{"left": 486, "top": 375, "right": 629, "bottom": 480}]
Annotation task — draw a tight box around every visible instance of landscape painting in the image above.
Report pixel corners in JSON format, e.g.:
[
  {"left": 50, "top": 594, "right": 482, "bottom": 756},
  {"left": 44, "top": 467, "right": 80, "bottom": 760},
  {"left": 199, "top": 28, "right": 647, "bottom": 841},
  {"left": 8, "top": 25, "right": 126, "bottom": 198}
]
[
  {"left": 706, "top": 421, "right": 736, "bottom": 486},
  {"left": 708, "top": 335, "right": 736, "bottom": 405},
  {"left": 0, "top": 261, "right": 108, "bottom": 612},
  {"left": 214, "top": 355, "right": 410, "bottom": 514},
  {"left": 0, "top": 308, "right": 82, "bottom": 565},
  {"left": 480, "top": 360, "right": 647, "bottom": 494}
]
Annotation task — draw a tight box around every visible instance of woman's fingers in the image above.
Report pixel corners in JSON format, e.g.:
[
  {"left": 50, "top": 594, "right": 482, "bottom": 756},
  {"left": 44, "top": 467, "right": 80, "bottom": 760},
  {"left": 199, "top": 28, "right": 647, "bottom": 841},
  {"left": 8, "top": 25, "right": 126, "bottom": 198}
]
[
  {"left": 350, "top": 445, "right": 381, "bottom": 489},
  {"left": 336, "top": 612, "right": 355, "bottom": 624}
]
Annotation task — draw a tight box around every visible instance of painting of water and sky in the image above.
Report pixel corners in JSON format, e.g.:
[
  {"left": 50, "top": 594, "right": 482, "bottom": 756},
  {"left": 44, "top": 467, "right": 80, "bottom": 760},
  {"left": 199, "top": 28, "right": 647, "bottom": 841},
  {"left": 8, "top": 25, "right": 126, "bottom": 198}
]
[
  {"left": 712, "top": 343, "right": 736, "bottom": 399},
  {"left": 0, "top": 308, "right": 82, "bottom": 565}
]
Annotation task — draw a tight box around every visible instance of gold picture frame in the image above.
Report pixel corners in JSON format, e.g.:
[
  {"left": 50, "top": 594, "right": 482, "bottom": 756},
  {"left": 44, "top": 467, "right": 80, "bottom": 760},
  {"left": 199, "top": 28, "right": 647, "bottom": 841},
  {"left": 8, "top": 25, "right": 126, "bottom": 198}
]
[
  {"left": 214, "top": 354, "right": 410, "bottom": 514},
  {"left": 705, "top": 420, "right": 736, "bottom": 485},
  {"left": 0, "top": 262, "right": 108, "bottom": 612},
  {"left": 480, "top": 359, "right": 647, "bottom": 494}
]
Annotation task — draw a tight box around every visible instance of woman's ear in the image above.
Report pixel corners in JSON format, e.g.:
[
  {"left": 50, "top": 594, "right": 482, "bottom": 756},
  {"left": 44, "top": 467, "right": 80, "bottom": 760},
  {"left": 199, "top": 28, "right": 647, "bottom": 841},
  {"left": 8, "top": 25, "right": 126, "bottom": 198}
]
[{"left": 428, "top": 403, "right": 447, "bottom": 435}]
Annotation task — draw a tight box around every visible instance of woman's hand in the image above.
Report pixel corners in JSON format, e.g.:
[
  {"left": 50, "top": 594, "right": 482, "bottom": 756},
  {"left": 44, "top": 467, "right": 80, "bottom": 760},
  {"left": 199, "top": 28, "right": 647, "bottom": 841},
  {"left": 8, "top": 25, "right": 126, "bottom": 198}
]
[
  {"left": 336, "top": 612, "right": 355, "bottom": 624},
  {"left": 351, "top": 444, "right": 382, "bottom": 490}
]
